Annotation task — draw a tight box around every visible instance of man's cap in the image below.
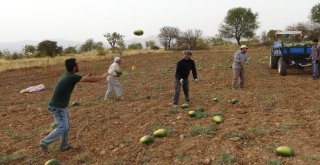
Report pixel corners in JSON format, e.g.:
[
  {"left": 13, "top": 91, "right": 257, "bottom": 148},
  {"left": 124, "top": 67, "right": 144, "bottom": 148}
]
[
  {"left": 183, "top": 50, "right": 192, "bottom": 55},
  {"left": 240, "top": 45, "right": 249, "bottom": 49},
  {"left": 114, "top": 56, "right": 121, "bottom": 62}
]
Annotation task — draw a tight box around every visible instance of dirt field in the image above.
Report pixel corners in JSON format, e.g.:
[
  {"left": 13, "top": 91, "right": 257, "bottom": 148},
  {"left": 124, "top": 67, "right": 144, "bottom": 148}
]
[{"left": 1, "top": 48, "right": 320, "bottom": 165}]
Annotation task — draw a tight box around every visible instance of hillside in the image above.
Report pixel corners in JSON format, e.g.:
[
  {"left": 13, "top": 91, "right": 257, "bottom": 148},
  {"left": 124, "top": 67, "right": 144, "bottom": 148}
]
[{"left": 1, "top": 49, "right": 320, "bottom": 164}]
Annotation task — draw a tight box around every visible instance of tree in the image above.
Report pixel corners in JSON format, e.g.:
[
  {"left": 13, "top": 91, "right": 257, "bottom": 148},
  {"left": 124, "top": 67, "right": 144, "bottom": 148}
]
[
  {"left": 103, "top": 32, "right": 125, "bottom": 52},
  {"left": 177, "top": 29, "right": 203, "bottom": 50},
  {"left": 64, "top": 46, "right": 78, "bottom": 54},
  {"left": 127, "top": 43, "right": 143, "bottom": 50},
  {"left": 37, "top": 40, "right": 62, "bottom": 57},
  {"left": 286, "top": 22, "right": 320, "bottom": 40},
  {"left": 158, "top": 26, "right": 180, "bottom": 50},
  {"left": 145, "top": 40, "right": 156, "bottom": 49},
  {"left": 80, "top": 39, "right": 95, "bottom": 52},
  {"left": 311, "top": 3, "right": 320, "bottom": 24},
  {"left": 260, "top": 31, "right": 268, "bottom": 42},
  {"left": 267, "top": 30, "right": 278, "bottom": 40},
  {"left": 23, "top": 45, "right": 36, "bottom": 55},
  {"left": 219, "top": 7, "right": 259, "bottom": 45},
  {"left": 243, "top": 31, "right": 255, "bottom": 41}
]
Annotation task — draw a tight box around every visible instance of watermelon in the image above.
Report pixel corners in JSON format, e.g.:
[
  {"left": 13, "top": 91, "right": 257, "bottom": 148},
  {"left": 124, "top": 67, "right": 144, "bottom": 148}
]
[
  {"left": 212, "top": 115, "right": 223, "bottom": 124},
  {"left": 131, "top": 65, "right": 136, "bottom": 71},
  {"left": 153, "top": 129, "right": 168, "bottom": 138},
  {"left": 276, "top": 146, "right": 294, "bottom": 157},
  {"left": 230, "top": 98, "right": 238, "bottom": 104},
  {"left": 181, "top": 103, "right": 189, "bottom": 108},
  {"left": 188, "top": 111, "right": 196, "bottom": 117},
  {"left": 214, "top": 112, "right": 224, "bottom": 117},
  {"left": 116, "top": 70, "right": 122, "bottom": 77},
  {"left": 140, "top": 135, "right": 153, "bottom": 144},
  {"left": 72, "top": 101, "right": 80, "bottom": 107},
  {"left": 134, "top": 29, "right": 144, "bottom": 36},
  {"left": 212, "top": 97, "right": 219, "bottom": 103},
  {"left": 45, "top": 159, "right": 60, "bottom": 165},
  {"left": 51, "top": 123, "right": 57, "bottom": 129}
]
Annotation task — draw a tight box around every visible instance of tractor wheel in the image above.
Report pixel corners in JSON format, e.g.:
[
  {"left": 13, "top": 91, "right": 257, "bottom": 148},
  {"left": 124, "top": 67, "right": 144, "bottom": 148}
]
[
  {"left": 269, "top": 55, "right": 279, "bottom": 69},
  {"left": 278, "top": 57, "right": 287, "bottom": 76}
]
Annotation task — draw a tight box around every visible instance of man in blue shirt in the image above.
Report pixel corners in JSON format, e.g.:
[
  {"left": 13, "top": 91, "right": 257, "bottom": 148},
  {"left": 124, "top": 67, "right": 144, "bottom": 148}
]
[{"left": 232, "top": 45, "right": 249, "bottom": 89}]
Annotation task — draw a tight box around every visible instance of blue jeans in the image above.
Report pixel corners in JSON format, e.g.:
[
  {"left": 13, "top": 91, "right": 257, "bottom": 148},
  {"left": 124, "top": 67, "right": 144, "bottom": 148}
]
[
  {"left": 40, "top": 106, "right": 70, "bottom": 150},
  {"left": 312, "top": 60, "right": 319, "bottom": 77}
]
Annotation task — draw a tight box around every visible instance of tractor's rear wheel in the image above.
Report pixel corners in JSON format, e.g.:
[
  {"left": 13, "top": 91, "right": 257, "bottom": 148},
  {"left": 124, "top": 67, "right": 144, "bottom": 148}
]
[
  {"left": 278, "top": 57, "right": 287, "bottom": 76},
  {"left": 269, "top": 55, "right": 279, "bottom": 69}
]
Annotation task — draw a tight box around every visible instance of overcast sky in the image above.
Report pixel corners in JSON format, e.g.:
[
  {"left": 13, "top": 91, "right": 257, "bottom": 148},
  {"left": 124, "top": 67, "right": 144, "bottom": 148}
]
[{"left": 0, "top": 0, "right": 318, "bottom": 42}]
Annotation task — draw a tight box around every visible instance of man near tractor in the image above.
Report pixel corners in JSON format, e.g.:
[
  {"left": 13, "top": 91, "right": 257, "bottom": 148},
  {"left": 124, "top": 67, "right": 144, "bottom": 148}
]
[
  {"left": 310, "top": 38, "right": 320, "bottom": 80},
  {"left": 39, "top": 58, "right": 108, "bottom": 153},
  {"left": 173, "top": 50, "right": 198, "bottom": 108},
  {"left": 232, "top": 45, "right": 249, "bottom": 89}
]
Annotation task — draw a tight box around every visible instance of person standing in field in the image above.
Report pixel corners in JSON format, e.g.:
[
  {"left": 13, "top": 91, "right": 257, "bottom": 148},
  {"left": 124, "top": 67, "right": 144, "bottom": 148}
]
[
  {"left": 310, "top": 38, "right": 320, "bottom": 80},
  {"left": 232, "top": 45, "right": 249, "bottom": 89},
  {"left": 39, "top": 58, "right": 109, "bottom": 153},
  {"left": 173, "top": 50, "right": 198, "bottom": 108},
  {"left": 104, "top": 56, "right": 123, "bottom": 100}
]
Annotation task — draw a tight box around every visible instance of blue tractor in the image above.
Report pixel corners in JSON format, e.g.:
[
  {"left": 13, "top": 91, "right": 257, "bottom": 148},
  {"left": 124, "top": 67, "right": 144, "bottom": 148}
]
[{"left": 269, "top": 31, "right": 312, "bottom": 76}]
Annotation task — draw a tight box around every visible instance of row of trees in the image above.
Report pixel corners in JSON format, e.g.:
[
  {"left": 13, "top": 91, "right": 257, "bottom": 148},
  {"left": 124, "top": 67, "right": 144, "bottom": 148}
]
[{"left": 1, "top": 3, "right": 319, "bottom": 58}]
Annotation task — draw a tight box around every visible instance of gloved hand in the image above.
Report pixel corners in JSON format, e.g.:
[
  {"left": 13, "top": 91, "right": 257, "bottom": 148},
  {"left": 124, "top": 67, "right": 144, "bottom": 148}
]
[
  {"left": 180, "top": 79, "right": 184, "bottom": 85},
  {"left": 194, "top": 79, "right": 198, "bottom": 83}
]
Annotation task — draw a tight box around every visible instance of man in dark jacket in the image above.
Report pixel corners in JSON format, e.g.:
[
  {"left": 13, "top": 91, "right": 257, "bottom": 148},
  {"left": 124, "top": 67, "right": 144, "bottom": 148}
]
[{"left": 173, "top": 50, "right": 198, "bottom": 107}]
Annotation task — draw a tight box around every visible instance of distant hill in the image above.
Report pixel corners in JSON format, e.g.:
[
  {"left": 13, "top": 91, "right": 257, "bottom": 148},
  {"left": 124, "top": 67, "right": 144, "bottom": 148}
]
[
  {"left": 0, "top": 36, "right": 160, "bottom": 52},
  {"left": 0, "top": 39, "right": 81, "bottom": 53}
]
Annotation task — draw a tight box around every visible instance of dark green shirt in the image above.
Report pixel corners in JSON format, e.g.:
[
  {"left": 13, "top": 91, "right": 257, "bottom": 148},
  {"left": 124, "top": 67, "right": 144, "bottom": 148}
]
[{"left": 49, "top": 72, "right": 82, "bottom": 108}]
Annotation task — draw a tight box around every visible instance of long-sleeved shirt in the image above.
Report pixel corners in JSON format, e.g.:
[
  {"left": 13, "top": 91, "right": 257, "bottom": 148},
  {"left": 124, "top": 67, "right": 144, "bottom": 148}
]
[
  {"left": 310, "top": 45, "right": 320, "bottom": 60},
  {"left": 107, "top": 62, "right": 120, "bottom": 79},
  {"left": 175, "top": 59, "right": 197, "bottom": 80},
  {"left": 232, "top": 51, "right": 248, "bottom": 69}
]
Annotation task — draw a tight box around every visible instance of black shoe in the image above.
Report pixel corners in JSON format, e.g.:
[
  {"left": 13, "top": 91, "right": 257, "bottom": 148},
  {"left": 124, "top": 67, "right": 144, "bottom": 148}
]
[
  {"left": 39, "top": 142, "right": 48, "bottom": 153},
  {"left": 60, "top": 145, "right": 73, "bottom": 152}
]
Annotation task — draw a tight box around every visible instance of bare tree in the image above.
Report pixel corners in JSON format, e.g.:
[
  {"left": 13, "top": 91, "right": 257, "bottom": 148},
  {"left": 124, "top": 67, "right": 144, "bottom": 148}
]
[
  {"left": 145, "top": 40, "right": 156, "bottom": 49},
  {"left": 158, "top": 26, "right": 180, "bottom": 50},
  {"left": 178, "top": 29, "right": 203, "bottom": 50}
]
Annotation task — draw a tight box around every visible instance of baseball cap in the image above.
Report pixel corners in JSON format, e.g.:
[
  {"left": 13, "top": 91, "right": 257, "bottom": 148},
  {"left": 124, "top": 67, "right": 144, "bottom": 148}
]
[
  {"left": 240, "top": 45, "right": 249, "bottom": 49},
  {"left": 183, "top": 50, "right": 192, "bottom": 56}
]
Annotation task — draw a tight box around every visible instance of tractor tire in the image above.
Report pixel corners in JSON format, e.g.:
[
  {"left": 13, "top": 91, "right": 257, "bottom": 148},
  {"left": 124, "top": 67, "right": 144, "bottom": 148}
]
[
  {"left": 269, "top": 55, "right": 279, "bottom": 69},
  {"left": 278, "top": 57, "right": 287, "bottom": 76}
]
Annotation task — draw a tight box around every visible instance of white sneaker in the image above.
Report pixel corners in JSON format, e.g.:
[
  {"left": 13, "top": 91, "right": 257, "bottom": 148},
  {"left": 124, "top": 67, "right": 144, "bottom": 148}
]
[{"left": 173, "top": 104, "right": 178, "bottom": 108}]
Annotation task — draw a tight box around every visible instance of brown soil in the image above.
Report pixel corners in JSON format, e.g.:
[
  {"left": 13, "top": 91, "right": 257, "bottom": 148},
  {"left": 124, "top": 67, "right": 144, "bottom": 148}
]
[{"left": 1, "top": 49, "right": 320, "bottom": 165}]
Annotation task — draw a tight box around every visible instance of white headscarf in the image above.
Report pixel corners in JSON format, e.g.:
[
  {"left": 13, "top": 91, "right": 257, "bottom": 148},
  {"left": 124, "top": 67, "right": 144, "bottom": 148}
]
[{"left": 114, "top": 56, "right": 121, "bottom": 62}]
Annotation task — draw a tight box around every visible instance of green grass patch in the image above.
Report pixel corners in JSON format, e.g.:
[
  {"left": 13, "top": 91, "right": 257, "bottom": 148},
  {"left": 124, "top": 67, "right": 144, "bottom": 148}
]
[
  {"left": 225, "top": 131, "right": 249, "bottom": 140},
  {"left": 267, "top": 159, "right": 282, "bottom": 165},
  {"left": 305, "top": 155, "right": 320, "bottom": 161},
  {"left": 77, "top": 156, "right": 92, "bottom": 164},
  {"left": 252, "top": 127, "right": 269, "bottom": 136},
  {"left": 0, "top": 154, "right": 24, "bottom": 164},
  {"left": 139, "top": 156, "right": 151, "bottom": 165},
  {"left": 24, "top": 156, "right": 40, "bottom": 165},
  {"left": 189, "top": 125, "right": 217, "bottom": 137},
  {"left": 3, "top": 128, "right": 20, "bottom": 139},
  {"left": 176, "top": 154, "right": 189, "bottom": 162},
  {"left": 215, "top": 152, "right": 238, "bottom": 165}
]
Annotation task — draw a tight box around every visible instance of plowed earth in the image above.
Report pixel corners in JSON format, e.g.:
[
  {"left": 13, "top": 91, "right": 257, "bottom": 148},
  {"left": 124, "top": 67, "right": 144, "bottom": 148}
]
[{"left": 1, "top": 49, "right": 320, "bottom": 165}]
